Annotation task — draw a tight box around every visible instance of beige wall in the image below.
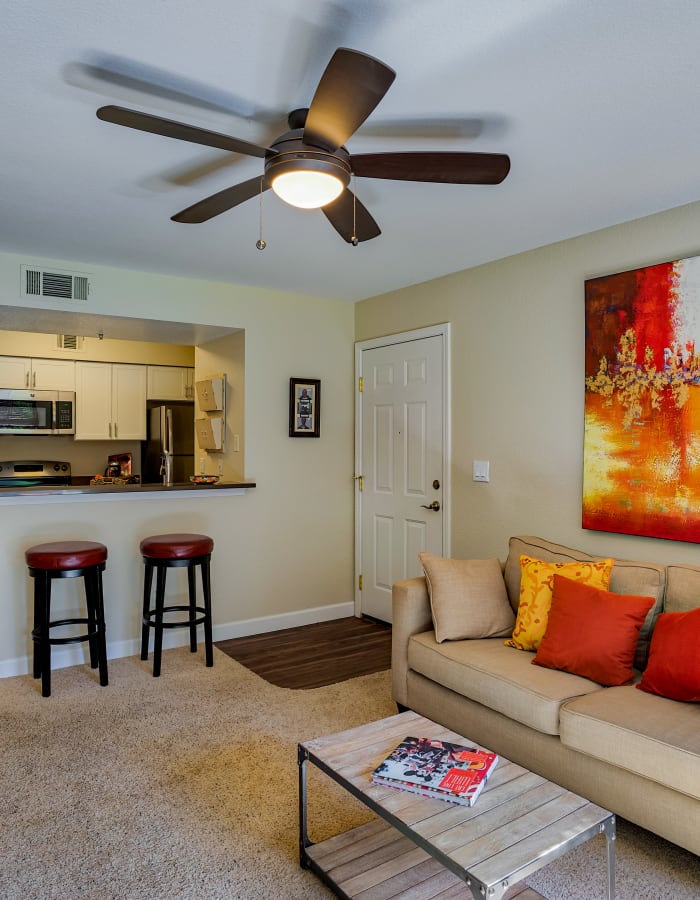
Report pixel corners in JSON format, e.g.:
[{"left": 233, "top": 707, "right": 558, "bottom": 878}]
[
  {"left": 0, "top": 250, "right": 355, "bottom": 673},
  {"left": 356, "top": 199, "right": 700, "bottom": 568},
  {"left": 0, "top": 330, "right": 194, "bottom": 365},
  {"left": 196, "top": 332, "right": 245, "bottom": 481}
]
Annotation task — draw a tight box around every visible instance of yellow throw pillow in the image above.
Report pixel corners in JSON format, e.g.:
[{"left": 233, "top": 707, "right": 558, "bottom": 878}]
[{"left": 505, "top": 554, "right": 614, "bottom": 651}]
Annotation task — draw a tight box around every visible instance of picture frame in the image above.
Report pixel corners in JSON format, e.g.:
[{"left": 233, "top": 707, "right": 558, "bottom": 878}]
[
  {"left": 583, "top": 253, "right": 700, "bottom": 542},
  {"left": 289, "top": 378, "right": 320, "bottom": 438}
]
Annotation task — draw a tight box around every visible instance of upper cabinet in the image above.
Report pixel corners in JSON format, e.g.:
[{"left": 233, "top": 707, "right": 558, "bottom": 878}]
[
  {"left": 147, "top": 366, "right": 195, "bottom": 401},
  {"left": 0, "top": 356, "right": 75, "bottom": 391},
  {"left": 75, "top": 362, "right": 147, "bottom": 440}
]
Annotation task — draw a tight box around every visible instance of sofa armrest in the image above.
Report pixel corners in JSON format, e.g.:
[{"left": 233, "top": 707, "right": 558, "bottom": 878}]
[{"left": 391, "top": 576, "right": 433, "bottom": 707}]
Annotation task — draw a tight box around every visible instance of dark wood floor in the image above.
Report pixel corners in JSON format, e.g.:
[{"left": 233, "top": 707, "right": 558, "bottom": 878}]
[{"left": 215, "top": 616, "right": 392, "bottom": 688}]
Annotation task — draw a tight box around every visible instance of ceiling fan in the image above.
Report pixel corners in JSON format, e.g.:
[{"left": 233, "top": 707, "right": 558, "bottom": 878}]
[{"left": 96, "top": 47, "right": 510, "bottom": 244}]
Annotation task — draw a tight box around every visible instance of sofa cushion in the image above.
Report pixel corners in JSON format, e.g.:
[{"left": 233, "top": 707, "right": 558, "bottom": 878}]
[
  {"left": 532, "top": 575, "right": 654, "bottom": 685},
  {"left": 637, "top": 608, "right": 700, "bottom": 702},
  {"left": 560, "top": 686, "right": 700, "bottom": 800},
  {"left": 665, "top": 563, "right": 700, "bottom": 613},
  {"left": 504, "top": 536, "right": 666, "bottom": 669},
  {"left": 407, "top": 631, "right": 602, "bottom": 735},
  {"left": 505, "top": 554, "right": 613, "bottom": 652},
  {"left": 419, "top": 552, "right": 515, "bottom": 643}
]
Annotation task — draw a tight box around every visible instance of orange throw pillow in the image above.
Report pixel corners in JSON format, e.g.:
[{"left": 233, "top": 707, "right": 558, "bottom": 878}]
[
  {"left": 505, "top": 554, "right": 613, "bottom": 651},
  {"left": 637, "top": 608, "right": 700, "bottom": 701},
  {"left": 532, "top": 575, "right": 654, "bottom": 685}
]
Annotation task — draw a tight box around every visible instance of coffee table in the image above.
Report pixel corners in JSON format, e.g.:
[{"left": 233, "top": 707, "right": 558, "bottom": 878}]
[{"left": 298, "top": 710, "right": 615, "bottom": 899}]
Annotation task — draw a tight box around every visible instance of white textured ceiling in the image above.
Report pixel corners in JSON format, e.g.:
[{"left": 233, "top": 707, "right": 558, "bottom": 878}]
[{"left": 3, "top": 0, "right": 700, "bottom": 304}]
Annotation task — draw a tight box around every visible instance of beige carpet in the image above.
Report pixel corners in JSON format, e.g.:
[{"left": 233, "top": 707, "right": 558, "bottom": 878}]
[{"left": 1, "top": 647, "right": 698, "bottom": 899}]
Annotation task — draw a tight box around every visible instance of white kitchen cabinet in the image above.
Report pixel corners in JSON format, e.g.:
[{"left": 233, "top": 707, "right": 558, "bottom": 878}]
[
  {"left": 75, "top": 362, "right": 147, "bottom": 440},
  {"left": 147, "top": 366, "right": 195, "bottom": 401},
  {"left": 0, "top": 356, "right": 75, "bottom": 391}
]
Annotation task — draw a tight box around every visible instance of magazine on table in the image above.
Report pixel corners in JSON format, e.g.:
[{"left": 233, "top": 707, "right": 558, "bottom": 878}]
[{"left": 371, "top": 735, "right": 498, "bottom": 807}]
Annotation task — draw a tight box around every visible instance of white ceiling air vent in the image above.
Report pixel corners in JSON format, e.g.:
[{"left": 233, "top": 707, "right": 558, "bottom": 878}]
[
  {"left": 56, "top": 334, "right": 85, "bottom": 351},
  {"left": 21, "top": 264, "right": 90, "bottom": 302}
]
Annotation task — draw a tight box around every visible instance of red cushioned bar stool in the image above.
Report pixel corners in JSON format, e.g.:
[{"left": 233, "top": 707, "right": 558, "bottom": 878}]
[
  {"left": 140, "top": 533, "right": 214, "bottom": 677},
  {"left": 26, "top": 540, "right": 109, "bottom": 698}
]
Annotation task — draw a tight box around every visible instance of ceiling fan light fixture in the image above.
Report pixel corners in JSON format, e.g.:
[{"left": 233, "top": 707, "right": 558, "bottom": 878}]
[
  {"left": 271, "top": 170, "right": 344, "bottom": 209},
  {"left": 266, "top": 151, "right": 351, "bottom": 210}
]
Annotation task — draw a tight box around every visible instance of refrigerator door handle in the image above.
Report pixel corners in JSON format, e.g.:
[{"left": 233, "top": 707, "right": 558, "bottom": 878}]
[{"left": 164, "top": 408, "right": 173, "bottom": 455}]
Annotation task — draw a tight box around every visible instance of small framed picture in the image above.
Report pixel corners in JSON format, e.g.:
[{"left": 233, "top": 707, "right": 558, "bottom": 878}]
[{"left": 289, "top": 378, "right": 321, "bottom": 438}]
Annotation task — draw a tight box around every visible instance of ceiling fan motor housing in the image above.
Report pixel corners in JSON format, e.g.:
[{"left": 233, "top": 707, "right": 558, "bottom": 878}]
[{"left": 264, "top": 129, "right": 352, "bottom": 193}]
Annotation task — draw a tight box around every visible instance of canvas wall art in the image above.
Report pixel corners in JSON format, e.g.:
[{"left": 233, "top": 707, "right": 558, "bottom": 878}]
[{"left": 583, "top": 254, "right": 700, "bottom": 542}]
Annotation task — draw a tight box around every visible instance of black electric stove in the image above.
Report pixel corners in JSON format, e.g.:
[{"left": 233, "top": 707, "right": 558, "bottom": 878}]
[{"left": 0, "top": 459, "right": 72, "bottom": 487}]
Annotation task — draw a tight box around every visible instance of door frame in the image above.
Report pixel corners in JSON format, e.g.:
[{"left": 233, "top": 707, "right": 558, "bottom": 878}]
[{"left": 354, "top": 323, "right": 451, "bottom": 616}]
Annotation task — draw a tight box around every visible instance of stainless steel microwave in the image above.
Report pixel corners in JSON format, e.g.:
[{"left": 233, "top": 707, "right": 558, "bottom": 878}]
[{"left": 0, "top": 390, "right": 75, "bottom": 435}]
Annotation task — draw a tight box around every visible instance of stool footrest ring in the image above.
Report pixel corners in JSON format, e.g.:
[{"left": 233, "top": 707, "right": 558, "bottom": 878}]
[
  {"left": 32, "top": 616, "right": 102, "bottom": 645},
  {"left": 142, "top": 605, "right": 208, "bottom": 629}
]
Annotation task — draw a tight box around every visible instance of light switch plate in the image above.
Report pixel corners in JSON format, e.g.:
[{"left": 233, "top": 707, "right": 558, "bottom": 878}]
[{"left": 473, "top": 460, "right": 490, "bottom": 482}]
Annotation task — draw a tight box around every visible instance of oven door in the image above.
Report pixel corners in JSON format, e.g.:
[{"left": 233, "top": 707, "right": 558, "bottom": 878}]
[{"left": 0, "top": 391, "right": 57, "bottom": 434}]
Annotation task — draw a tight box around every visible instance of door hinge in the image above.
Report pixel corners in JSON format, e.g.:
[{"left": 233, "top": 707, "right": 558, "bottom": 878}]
[
  {"left": 358, "top": 376, "right": 364, "bottom": 392},
  {"left": 353, "top": 474, "right": 364, "bottom": 491},
  {"left": 358, "top": 575, "right": 363, "bottom": 590}
]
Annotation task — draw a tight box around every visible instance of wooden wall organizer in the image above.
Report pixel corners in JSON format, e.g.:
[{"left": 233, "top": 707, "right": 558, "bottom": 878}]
[{"left": 195, "top": 373, "right": 226, "bottom": 452}]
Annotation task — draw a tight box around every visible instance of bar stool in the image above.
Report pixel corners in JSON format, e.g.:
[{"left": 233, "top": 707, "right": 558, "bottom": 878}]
[
  {"left": 26, "top": 540, "right": 109, "bottom": 698},
  {"left": 140, "top": 533, "right": 214, "bottom": 677}
]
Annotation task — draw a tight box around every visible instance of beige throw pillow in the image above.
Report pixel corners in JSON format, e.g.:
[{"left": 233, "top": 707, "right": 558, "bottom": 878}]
[{"left": 419, "top": 552, "right": 516, "bottom": 643}]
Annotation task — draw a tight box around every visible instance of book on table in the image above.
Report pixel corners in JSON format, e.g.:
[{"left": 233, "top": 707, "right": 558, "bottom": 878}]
[{"left": 371, "top": 735, "right": 498, "bottom": 806}]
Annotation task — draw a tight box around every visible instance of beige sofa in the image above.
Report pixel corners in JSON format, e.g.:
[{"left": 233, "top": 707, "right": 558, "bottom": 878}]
[{"left": 392, "top": 535, "right": 700, "bottom": 855}]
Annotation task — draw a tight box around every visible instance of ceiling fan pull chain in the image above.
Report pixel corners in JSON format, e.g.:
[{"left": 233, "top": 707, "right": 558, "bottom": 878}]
[
  {"left": 351, "top": 176, "right": 359, "bottom": 247},
  {"left": 256, "top": 178, "right": 267, "bottom": 250}
]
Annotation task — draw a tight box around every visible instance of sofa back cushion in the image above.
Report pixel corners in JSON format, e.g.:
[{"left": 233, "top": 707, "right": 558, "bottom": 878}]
[
  {"left": 505, "top": 536, "right": 666, "bottom": 669},
  {"left": 665, "top": 564, "right": 700, "bottom": 613}
]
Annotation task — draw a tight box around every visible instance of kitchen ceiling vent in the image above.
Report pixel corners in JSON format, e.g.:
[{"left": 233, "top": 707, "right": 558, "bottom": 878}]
[
  {"left": 56, "top": 334, "right": 85, "bottom": 351},
  {"left": 21, "top": 265, "right": 91, "bottom": 302}
]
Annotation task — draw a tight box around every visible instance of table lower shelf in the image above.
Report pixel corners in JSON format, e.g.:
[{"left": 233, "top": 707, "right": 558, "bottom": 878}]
[{"left": 303, "top": 817, "right": 523, "bottom": 899}]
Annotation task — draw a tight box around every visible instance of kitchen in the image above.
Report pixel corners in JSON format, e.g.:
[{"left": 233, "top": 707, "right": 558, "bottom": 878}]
[{"left": 0, "top": 326, "right": 249, "bottom": 492}]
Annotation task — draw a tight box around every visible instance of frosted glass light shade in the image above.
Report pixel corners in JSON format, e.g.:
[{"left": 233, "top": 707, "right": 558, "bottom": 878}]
[{"left": 271, "top": 170, "right": 344, "bottom": 209}]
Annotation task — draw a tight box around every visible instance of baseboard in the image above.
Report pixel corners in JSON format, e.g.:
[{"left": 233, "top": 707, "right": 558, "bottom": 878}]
[{"left": 0, "top": 601, "right": 356, "bottom": 679}]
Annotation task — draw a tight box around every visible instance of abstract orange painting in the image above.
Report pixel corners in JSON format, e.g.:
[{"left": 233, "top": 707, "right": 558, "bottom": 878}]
[{"left": 584, "top": 255, "right": 700, "bottom": 542}]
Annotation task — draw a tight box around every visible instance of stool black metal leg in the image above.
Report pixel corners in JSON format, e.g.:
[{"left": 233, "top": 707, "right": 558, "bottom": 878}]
[
  {"left": 153, "top": 565, "right": 167, "bottom": 678},
  {"left": 94, "top": 566, "right": 109, "bottom": 687},
  {"left": 38, "top": 574, "right": 52, "bottom": 698},
  {"left": 187, "top": 564, "right": 197, "bottom": 653},
  {"left": 201, "top": 557, "right": 213, "bottom": 667},
  {"left": 32, "top": 572, "right": 46, "bottom": 680},
  {"left": 140, "top": 561, "right": 153, "bottom": 660},
  {"left": 85, "top": 570, "right": 99, "bottom": 669}
]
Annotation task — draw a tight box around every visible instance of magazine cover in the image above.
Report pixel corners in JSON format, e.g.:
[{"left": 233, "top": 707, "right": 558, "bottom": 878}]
[{"left": 371, "top": 735, "right": 498, "bottom": 806}]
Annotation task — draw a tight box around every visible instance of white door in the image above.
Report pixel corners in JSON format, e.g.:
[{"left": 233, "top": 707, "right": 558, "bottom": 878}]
[{"left": 356, "top": 329, "right": 448, "bottom": 623}]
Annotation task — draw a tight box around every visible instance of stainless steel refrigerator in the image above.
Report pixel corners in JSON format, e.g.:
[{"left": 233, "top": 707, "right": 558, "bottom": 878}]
[{"left": 142, "top": 404, "right": 195, "bottom": 485}]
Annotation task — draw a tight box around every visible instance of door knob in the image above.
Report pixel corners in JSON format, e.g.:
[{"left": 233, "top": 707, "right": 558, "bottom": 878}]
[{"left": 420, "top": 500, "right": 441, "bottom": 511}]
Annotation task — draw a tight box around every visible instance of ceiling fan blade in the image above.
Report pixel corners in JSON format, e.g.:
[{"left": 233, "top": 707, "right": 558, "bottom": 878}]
[
  {"left": 171, "top": 176, "right": 268, "bottom": 223},
  {"left": 323, "top": 188, "right": 381, "bottom": 243},
  {"left": 303, "top": 48, "right": 396, "bottom": 152},
  {"left": 350, "top": 151, "right": 511, "bottom": 184},
  {"left": 97, "top": 105, "right": 275, "bottom": 159}
]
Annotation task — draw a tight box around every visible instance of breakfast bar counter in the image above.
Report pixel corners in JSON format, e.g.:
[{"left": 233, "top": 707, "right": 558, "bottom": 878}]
[{"left": 0, "top": 480, "right": 256, "bottom": 500}]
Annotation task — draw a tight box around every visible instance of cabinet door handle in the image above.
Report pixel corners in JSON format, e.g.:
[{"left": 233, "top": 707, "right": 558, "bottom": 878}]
[{"left": 114, "top": 423, "right": 118, "bottom": 438}]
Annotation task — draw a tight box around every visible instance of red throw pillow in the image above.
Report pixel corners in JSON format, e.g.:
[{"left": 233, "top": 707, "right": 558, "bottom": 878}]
[
  {"left": 532, "top": 575, "right": 654, "bottom": 686},
  {"left": 637, "top": 608, "right": 700, "bottom": 701}
]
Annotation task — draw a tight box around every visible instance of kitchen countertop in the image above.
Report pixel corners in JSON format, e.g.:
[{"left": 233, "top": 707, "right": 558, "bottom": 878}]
[{"left": 0, "top": 480, "right": 256, "bottom": 498}]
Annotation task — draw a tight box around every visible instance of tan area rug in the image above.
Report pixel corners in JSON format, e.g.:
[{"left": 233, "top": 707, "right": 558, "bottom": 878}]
[{"left": 1, "top": 647, "right": 698, "bottom": 899}]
